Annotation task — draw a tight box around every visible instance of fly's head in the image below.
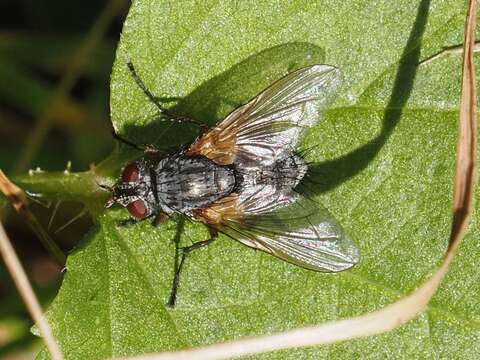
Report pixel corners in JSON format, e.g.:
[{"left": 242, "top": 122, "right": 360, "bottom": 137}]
[{"left": 101, "top": 160, "right": 156, "bottom": 220}]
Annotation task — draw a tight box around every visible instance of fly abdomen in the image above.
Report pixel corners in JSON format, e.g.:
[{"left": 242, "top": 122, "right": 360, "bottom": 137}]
[
  {"left": 238, "top": 154, "right": 307, "bottom": 188},
  {"left": 156, "top": 154, "right": 236, "bottom": 214},
  {"left": 273, "top": 154, "right": 307, "bottom": 189}
]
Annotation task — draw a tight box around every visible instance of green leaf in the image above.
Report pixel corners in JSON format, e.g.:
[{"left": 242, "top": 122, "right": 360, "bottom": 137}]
[{"left": 39, "top": 0, "right": 480, "bottom": 359}]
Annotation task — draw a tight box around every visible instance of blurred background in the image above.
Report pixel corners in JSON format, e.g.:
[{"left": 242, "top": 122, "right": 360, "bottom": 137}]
[{"left": 0, "top": 0, "right": 129, "bottom": 358}]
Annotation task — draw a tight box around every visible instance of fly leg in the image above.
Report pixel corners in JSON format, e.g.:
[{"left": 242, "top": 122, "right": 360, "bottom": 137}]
[
  {"left": 117, "top": 213, "right": 155, "bottom": 227},
  {"left": 153, "top": 212, "right": 168, "bottom": 226},
  {"left": 127, "top": 61, "right": 208, "bottom": 131},
  {"left": 118, "top": 218, "right": 138, "bottom": 227},
  {"left": 168, "top": 227, "right": 218, "bottom": 307},
  {"left": 111, "top": 130, "right": 160, "bottom": 157}
]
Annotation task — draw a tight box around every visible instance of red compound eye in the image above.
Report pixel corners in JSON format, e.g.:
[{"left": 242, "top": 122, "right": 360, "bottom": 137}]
[
  {"left": 122, "top": 162, "right": 139, "bottom": 182},
  {"left": 127, "top": 199, "right": 148, "bottom": 219}
]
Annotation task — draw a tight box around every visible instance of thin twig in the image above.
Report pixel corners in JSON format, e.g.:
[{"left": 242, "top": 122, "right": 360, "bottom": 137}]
[{"left": 0, "top": 222, "right": 63, "bottom": 360}]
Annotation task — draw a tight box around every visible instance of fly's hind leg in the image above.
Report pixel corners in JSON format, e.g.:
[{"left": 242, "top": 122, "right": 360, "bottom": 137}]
[
  {"left": 168, "top": 227, "right": 218, "bottom": 307},
  {"left": 127, "top": 61, "right": 208, "bottom": 131}
]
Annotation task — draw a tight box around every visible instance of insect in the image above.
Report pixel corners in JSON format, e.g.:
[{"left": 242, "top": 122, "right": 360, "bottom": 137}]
[{"left": 103, "top": 61, "right": 360, "bottom": 306}]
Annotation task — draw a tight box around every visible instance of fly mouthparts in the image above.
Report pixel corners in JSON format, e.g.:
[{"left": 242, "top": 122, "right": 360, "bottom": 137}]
[
  {"left": 97, "top": 183, "right": 113, "bottom": 192},
  {"left": 97, "top": 183, "right": 116, "bottom": 208},
  {"left": 105, "top": 198, "right": 115, "bottom": 208}
]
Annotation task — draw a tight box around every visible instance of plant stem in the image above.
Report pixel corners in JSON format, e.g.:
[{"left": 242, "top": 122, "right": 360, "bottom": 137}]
[{"left": 13, "top": 169, "right": 106, "bottom": 204}]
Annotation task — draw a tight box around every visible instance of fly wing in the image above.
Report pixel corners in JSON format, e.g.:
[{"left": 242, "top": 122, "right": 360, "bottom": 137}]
[
  {"left": 187, "top": 65, "right": 343, "bottom": 166},
  {"left": 195, "top": 190, "right": 359, "bottom": 272}
]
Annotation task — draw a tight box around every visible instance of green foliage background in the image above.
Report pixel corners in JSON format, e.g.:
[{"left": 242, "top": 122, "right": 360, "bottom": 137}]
[
  {"left": 0, "top": 0, "right": 125, "bottom": 357},
  {"left": 31, "top": 0, "right": 480, "bottom": 358}
]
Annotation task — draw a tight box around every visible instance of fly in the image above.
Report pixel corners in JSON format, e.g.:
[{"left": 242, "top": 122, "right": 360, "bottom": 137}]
[{"left": 102, "top": 61, "right": 360, "bottom": 306}]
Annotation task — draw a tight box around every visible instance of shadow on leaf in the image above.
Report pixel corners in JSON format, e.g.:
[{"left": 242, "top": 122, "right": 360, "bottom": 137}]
[
  {"left": 305, "top": 0, "right": 430, "bottom": 194},
  {"left": 119, "top": 42, "right": 325, "bottom": 151}
]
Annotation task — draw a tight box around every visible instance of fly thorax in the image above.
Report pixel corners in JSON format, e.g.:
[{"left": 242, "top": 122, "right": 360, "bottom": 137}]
[{"left": 155, "top": 154, "right": 236, "bottom": 213}]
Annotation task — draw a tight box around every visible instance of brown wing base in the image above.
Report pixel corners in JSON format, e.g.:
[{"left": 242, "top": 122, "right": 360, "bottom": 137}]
[
  {"left": 186, "top": 100, "right": 255, "bottom": 165},
  {"left": 186, "top": 128, "right": 236, "bottom": 165},
  {"left": 192, "top": 194, "right": 242, "bottom": 225}
]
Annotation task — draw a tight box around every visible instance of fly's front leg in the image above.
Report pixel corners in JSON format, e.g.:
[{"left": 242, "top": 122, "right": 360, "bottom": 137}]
[
  {"left": 127, "top": 61, "right": 208, "bottom": 132},
  {"left": 117, "top": 218, "right": 138, "bottom": 227},
  {"left": 117, "top": 213, "right": 155, "bottom": 227},
  {"left": 111, "top": 130, "right": 161, "bottom": 157},
  {"left": 168, "top": 227, "right": 218, "bottom": 307},
  {"left": 153, "top": 212, "right": 169, "bottom": 226}
]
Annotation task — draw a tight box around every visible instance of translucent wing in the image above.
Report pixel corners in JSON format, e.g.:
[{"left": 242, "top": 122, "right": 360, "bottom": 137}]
[
  {"left": 189, "top": 65, "right": 356, "bottom": 271},
  {"left": 187, "top": 65, "right": 343, "bottom": 166},
  {"left": 195, "top": 190, "right": 359, "bottom": 272}
]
